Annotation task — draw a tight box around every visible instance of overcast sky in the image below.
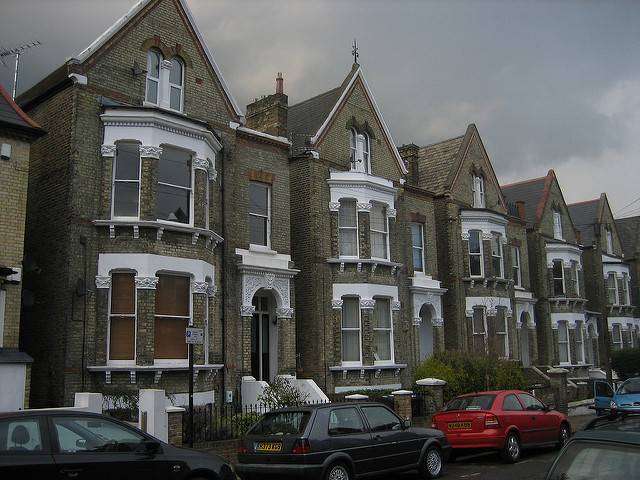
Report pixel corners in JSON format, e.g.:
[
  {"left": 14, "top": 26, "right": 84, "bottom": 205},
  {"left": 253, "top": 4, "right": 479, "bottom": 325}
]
[{"left": 2, "top": 0, "right": 639, "bottom": 217}]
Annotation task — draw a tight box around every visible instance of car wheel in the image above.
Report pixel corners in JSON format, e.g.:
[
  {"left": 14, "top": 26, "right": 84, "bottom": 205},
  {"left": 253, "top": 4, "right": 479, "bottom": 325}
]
[
  {"left": 501, "top": 432, "right": 521, "bottom": 463},
  {"left": 557, "top": 423, "right": 570, "bottom": 448},
  {"left": 325, "top": 462, "right": 351, "bottom": 480},
  {"left": 421, "top": 446, "right": 443, "bottom": 478}
]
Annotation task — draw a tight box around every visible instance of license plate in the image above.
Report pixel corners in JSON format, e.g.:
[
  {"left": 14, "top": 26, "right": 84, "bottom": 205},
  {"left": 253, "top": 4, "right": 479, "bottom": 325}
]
[
  {"left": 448, "top": 421, "right": 472, "bottom": 430},
  {"left": 255, "top": 441, "right": 282, "bottom": 452}
]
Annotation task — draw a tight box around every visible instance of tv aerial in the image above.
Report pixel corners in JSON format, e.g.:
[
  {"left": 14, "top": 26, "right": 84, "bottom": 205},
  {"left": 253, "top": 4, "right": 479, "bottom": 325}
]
[{"left": 0, "top": 40, "right": 42, "bottom": 99}]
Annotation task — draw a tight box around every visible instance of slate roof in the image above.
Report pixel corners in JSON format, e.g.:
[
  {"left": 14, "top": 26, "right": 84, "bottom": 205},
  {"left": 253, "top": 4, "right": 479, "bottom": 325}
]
[
  {"left": 0, "top": 83, "right": 42, "bottom": 134},
  {"left": 568, "top": 199, "right": 600, "bottom": 246},
  {"left": 501, "top": 176, "right": 547, "bottom": 227},
  {"left": 417, "top": 135, "right": 464, "bottom": 194},
  {"left": 287, "top": 64, "right": 360, "bottom": 153},
  {"left": 616, "top": 216, "right": 640, "bottom": 259}
]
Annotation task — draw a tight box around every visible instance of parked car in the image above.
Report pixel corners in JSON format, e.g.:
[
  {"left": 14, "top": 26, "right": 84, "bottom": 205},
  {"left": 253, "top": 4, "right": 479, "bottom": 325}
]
[
  {"left": 594, "top": 377, "right": 640, "bottom": 415},
  {"left": 236, "top": 401, "right": 451, "bottom": 479},
  {"left": 431, "top": 390, "right": 570, "bottom": 463},
  {"left": 544, "top": 412, "right": 640, "bottom": 479},
  {"left": 0, "top": 410, "right": 235, "bottom": 480}
]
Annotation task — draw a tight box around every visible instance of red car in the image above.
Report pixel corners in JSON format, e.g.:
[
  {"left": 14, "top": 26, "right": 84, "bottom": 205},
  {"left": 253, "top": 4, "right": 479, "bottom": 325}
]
[{"left": 431, "top": 390, "right": 571, "bottom": 463}]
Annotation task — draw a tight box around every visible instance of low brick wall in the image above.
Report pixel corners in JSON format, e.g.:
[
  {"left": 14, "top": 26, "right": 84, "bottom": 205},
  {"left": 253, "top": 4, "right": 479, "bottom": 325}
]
[{"left": 198, "top": 439, "right": 241, "bottom": 465}]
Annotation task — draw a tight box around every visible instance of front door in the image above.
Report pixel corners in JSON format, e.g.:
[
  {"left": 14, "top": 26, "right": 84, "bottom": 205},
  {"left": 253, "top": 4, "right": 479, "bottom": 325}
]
[
  {"left": 251, "top": 295, "right": 270, "bottom": 382},
  {"left": 520, "top": 327, "right": 530, "bottom": 367},
  {"left": 418, "top": 305, "right": 434, "bottom": 361}
]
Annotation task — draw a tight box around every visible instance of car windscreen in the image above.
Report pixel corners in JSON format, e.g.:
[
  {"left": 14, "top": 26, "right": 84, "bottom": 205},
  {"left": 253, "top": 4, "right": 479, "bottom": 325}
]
[
  {"left": 249, "top": 411, "right": 311, "bottom": 436},
  {"left": 443, "top": 394, "right": 496, "bottom": 411},
  {"left": 547, "top": 440, "right": 640, "bottom": 480},
  {"left": 618, "top": 379, "right": 640, "bottom": 395}
]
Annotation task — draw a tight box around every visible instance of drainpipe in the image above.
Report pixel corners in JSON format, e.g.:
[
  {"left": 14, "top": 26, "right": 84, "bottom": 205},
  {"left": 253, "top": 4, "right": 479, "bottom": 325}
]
[{"left": 219, "top": 147, "right": 227, "bottom": 404}]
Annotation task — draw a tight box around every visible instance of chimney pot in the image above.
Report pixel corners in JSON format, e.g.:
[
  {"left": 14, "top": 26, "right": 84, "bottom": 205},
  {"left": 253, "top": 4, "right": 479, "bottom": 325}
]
[{"left": 276, "top": 72, "right": 284, "bottom": 95}]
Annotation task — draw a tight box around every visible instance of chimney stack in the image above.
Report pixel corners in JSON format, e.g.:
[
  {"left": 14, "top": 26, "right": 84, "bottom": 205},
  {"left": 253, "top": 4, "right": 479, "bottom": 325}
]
[{"left": 245, "top": 72, "right": 289, "bottom": 137}]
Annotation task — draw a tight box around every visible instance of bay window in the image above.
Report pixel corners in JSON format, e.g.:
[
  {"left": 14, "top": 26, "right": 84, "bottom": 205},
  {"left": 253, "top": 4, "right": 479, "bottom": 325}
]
[
  {"left": 373, "top": 298, "right": 393, "bottom": 363},
  {"left": 622, "top": 274, "right": 631, "bottom": 305},
  {"left": 511, "top": 246, "right": 521, "bottom": 287},
  {"left": 156, "top": 146, "right": 192, "bottom": 224},
  {"left": 570, "top": 261, "right": 580, "bottom": 297},
  {"left": 111, "top": 142, "right": 140, "bottom": 219},
  {"left": 575, "top": 321, "right": 585, "bottom": 364},
  {"left": 411, "top": 223, "right": 425, "bottom": 273},
  {"left": 611, "top": 324, "right": 622, "bottom": 351},
  {"left": 495, "top": 307, "right": 508, "bottom": 358},
  {"left": 472, "top": 307, "right": 487, "bottom": 353},
  {"left": 491, "top": 233, "right": 503, "bottom": 278},
  {"left": 154, "top": 274, "right": 190, "bottom": 360},
  {"left": 338, "top": 199, "right": 358, "bottom": 257},
  {"left": 607, "top": 273, "right": 618, "bottom": 305},
  {"left": 341, "top": 297, "right": 361, "bottom": 364},
  {"left": 370, "top": 203, "right": 389, "bottom": 259},
  {"left": 558, "top": 321, "right": 570, "bottom": 364},
  {"left": 553, "top": 260, "right": 565, "bottom": 296},
  {"left": 468, "top": 230, "right": 483, "bottom": 277},
  {"left": 108, "top": 272, "right": 136, "bottom": 361},
  {"left": 248, "top": 182, "right": 271, "bottom": 247},
  {"left": 627, "top": 324, "right": 634, "bottom": 348}
]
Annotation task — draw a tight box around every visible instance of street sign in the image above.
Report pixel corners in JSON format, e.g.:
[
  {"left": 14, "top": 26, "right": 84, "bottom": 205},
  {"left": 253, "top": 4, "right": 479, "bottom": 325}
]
[{"left": 185, "top": 327, "right": 204, "bottom": 344}]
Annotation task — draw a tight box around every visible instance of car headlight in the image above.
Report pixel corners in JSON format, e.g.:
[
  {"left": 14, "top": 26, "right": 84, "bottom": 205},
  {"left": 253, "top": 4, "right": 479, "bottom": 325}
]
[{"left": 610, "top": 400, "right": 617, "bottom": 409}]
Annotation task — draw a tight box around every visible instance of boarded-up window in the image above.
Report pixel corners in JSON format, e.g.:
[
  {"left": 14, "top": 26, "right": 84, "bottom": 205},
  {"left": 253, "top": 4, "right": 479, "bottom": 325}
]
[
  {"left": 154, "top": 275, "right": 190, "bottom": 359},
  {"left": 109, "top": 273, "right": 135, "bottom": 360}
]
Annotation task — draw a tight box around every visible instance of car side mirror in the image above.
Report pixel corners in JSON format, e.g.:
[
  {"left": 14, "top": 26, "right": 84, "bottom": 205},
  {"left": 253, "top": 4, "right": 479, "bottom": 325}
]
[
  {"left": 141, "top": 440, "right": 160, "bottom": 455},
  {"left": 402, "top": 418, "right": 411, "bottom": 429},
  {"left": 75, "top": 439, "right": 87, "bottom": 449},
  {"left": 543, "top": 404, "right": 551, "bottom": 412}
]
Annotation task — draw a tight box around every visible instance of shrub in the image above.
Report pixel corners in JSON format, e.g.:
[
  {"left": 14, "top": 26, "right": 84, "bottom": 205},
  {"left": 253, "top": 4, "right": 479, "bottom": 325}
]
[
  {"left": 257, "top": 376, "right": 310, "bottom": 409},
  {"left": 611, "top": 348, "right": 640, "bottom": 380},
  {"left": 414, "top": 351, "right": 527, "bottom": 402}
]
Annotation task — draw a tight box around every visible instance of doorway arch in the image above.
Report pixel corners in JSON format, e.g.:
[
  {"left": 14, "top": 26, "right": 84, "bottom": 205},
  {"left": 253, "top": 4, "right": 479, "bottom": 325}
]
[
  {"left": 418, "top": 304, "right": 436, "bottom": 361},
  {"left": 250, "top": 289, "right": 279, "bottom": 382}
]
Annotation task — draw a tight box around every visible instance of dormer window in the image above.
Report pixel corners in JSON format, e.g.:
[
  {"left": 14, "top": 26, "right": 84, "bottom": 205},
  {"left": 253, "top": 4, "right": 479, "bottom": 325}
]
[
  {"left": 145, "top": 49, "right": 185, "bottom": 113},
  {"left": 553, "top": 210, "right": 563, "bottom": 240},
  {"left": 472, "top": 175, "right": 485, "bottom": 208},
  {"left": 349, "top": 129, "right": 370, "bottom": 173}
]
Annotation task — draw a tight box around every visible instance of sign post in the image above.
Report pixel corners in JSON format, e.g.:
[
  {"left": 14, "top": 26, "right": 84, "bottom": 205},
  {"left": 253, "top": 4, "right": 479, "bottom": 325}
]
[{"left": 185, "top": 327, "right": 204, "bottom": 448}]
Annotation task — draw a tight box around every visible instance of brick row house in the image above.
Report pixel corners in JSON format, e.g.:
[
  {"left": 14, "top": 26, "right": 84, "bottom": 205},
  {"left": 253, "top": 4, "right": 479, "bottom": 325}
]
[
  {"left": 616, "top": 216, "right": 640, "bottom": 335},
  {"left": 12, "top": 0, "right": 639, "bottom": 407},
  {"left": 0, "top": 84, "right": 44, "bottom": 411}
]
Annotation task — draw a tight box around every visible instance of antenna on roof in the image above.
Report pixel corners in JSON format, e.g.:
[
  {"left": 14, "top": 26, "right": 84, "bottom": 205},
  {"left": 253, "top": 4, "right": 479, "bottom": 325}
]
[
  {"left": 0, "top": 40, "right": 42, "bottom": 99},
  {"left": 352, "top": 39, "right": 359, "bottom": 65}
]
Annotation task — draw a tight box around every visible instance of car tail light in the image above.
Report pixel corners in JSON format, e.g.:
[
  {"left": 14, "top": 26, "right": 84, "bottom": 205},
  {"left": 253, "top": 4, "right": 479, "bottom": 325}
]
[
  {"left": 485, "top": 413, "right": 500, "bottom": 429},
  {"left": 291, "top": 438, "right": 311, "bottom": 454},
  {"left": 237, "top": 446, "right": 248, "bottom": 454},
  {"left": 431, "top": 421, "right": 437, "bottom": 429}
]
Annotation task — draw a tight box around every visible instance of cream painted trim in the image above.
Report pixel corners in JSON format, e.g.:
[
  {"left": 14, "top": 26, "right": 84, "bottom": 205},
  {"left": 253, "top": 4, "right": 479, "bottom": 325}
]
[
  {"left": 332, "top": 283, "right": 399, "bottom": 302},
  {"left": 97, "top": 253, "right": 214, "bottom": 285}
]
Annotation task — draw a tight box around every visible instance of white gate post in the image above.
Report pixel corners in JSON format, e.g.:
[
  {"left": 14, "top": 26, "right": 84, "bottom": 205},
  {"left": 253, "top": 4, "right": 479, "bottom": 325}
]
[{"left": 138, "top": 389, "right": 168, "bottom": 442}]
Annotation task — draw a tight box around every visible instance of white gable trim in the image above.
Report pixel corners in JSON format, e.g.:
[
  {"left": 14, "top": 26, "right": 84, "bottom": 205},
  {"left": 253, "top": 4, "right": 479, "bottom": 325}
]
[
  {"left": 74, "top": 0, "right": 244, "bottom": 120},
  {"left": 311, "top": 66, "right": 408, "bottom": 175}
]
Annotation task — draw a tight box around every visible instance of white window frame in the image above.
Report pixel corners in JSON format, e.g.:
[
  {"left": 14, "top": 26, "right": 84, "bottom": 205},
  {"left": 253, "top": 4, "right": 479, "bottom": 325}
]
[
  {"left": 496, "top": 307, "right": 509, "bottom": 358},
  {"left": 153, "top": 273, "right": 192, "bottom": 366},
  {"left": 107, "top": 271, "right": 137, "bottom": 366},
  {"left": 338, "top": 199, "right": 359, "bottom": 258},
  {"left": 468, "top": 230, "right": 484, "bottom": 278},
  {"left": 558, "top": 321, "right": 570, "bottom": 365},
  {"left": 156, "top": 146, "right": 194, "bottom": 227},
  {"left": 611, "top": 324, "right": 623, "bottom": 351},
  {"left": 575, "top": 321, "right": 585, "bottom": 364},
  {"left": 168, "top": 57, "right": 184, "bottom": 113},
  {"left": 606, "top": 272, "right": 618, "bottom": 305},
  {"left": 145, "top": 49, "right": 162, "bottom": 106},
  {"left": 370, "top": 202, "right": 389, "bottom": 261},
  {"left": 349, "top": 130, "right": 370, "bottom": 173},
  {"left": 491, "top": 233, "right": 504, "bottom": 278},
  {"left": 511, "top": 246, "right": 521, "bottom": 287},
  {"left": 606, "top": 228, "right": 613, "bottom": 254},
  {"left": 110, "top": 142, "right": 141, "bottom": 221},
  {"left": 553, "top": 260, "right": 565, "bottom": 296},
  {"left": 373, "top": 298, "right": 394, "bottom": 365},
  {"left": 411, "top": 223, "right": 425, "bottom": 274},
  {"left": 472, "top": 307, "right": 488, "bottom": 353},
  {"left": 622, "top": 273, "right": 631, "bottom": 305},
  {"left": 627, "top": 324, "right": 634, "bottom": 348},
  {"left": 341, "top": 297, "right": 362, "bottom": 367},
  {"left": 571, "top": 261, "right": 580, "bottom": 297},
  {"left": 248, "top": 182, "right": 272, "bottom": 248},
  {"left": 472, "top": 175, "right": 485, "bottom": 208},
  {"left": 553, "top": 211, "right": 563, "bottom": 240}
]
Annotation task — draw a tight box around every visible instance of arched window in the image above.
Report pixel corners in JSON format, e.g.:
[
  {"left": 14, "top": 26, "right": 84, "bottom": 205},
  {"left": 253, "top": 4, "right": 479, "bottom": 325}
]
[
  {"left": 350, "top": 129, "right": 358, "bottom": 169},
  {"left": 553, "top": 210, "right": 563, "bottom": 239},
  {"left": 349, "top": 130, "right": 370, "bottom": 173},
  {"left": 169, "top": 57, "right": 184, "bottom": 111},
  {"left": 472, "top": 174, "right": 485, "bottom": 208},
  {"left": 145, "top": 49, "right": 162, "bottom": 105}
]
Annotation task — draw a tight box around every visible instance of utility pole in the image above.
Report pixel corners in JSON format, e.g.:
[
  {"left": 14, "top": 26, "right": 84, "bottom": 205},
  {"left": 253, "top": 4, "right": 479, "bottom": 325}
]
[{"left": 0, "top": 41, "right": 41, "bottom": 99}]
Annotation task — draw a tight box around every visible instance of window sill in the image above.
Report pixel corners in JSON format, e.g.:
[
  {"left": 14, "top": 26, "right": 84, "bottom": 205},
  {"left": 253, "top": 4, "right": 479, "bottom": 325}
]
[
  {"left": 549, "top": 297, "right": 588, "bottom": 308},
  {"left": 142, "top": 101, "right": 185, "bottom": 116},
  {"left": 462, "top": 277, "right": 512, "bottom": 288},
  {"left": 329, "top": 363, "right": 407, "bottom": 380},
  {"left": 327, "top": 257, "right": 403, "bottom": 275},
  {"left": 94, "top": 219, "right": 223, "bottom": 247},
  {"left": 249, "top": 244, "right": 276, "bottom": 254},
  {"left": 607, "top": 304, "right": 636, "bottom": 315},
  {"left": 87, "top": 363, "right": 224, "bottom": 384}
]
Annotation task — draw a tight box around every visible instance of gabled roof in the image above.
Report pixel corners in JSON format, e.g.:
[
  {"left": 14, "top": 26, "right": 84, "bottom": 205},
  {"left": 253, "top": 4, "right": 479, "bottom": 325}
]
[
  {"left": 417, "top": 135, "right": 464, "bottom": 194},
  {"left": 288, "top": 64, "right": 408, "bottom": 174},
  {"left": 0, "top": 83, "right": 43, "bottom": 136},
  {"left": 615, "top": 216, "right": 640, "bottom": 259},
  {"left": 19, "top": 0, "right": 243, "bottom": 120},
  {"left": 501, "top": 173, "right": 550, "bottom": 227},
  {"left": 568, "top": 197, "right": 601, "bottom": 246}
]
